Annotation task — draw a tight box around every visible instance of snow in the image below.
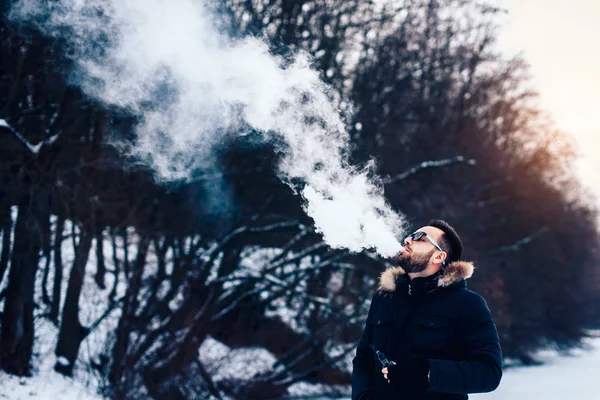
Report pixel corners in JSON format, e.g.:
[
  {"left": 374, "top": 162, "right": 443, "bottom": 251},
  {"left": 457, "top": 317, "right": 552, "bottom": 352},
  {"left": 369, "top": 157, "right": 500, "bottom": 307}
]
[
  {"left": 472, "top": 335, "right": 600, "bottom": 400},
  {"left": 0, "top": 320, "right": 104, "bottom": 400},
  {"left": 5, "top": 336, "right": 600, "bottom": 400},
  {"left": 287, "top": 381, "right": 350, "bottom": 398},
  {"left": 0, "top": 368, "right": 105, "bottom": 400},
  {"left": 199, "top": 336, "right": 278, "bottom": 381},
  {"left": 55, "top": 357, "right": 70, "bottom": 367},
  {"left": 0, "top": 315, "right": 108, "bottom": 400}
]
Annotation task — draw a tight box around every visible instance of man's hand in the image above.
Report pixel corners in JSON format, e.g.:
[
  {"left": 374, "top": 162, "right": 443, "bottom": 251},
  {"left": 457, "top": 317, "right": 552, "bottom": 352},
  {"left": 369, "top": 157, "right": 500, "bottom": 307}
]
[
  {"left": 381, "top": 367, "right": 390, "bottom": 383},
  {"left": 383, "top": 355, "right": 430, "bottom": 389}
]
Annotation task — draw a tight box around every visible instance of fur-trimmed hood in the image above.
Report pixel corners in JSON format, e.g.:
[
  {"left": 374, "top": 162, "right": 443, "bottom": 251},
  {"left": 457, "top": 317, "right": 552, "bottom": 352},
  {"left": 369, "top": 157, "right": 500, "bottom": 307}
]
[{"left": 378, "top": 261, "right": 475, "bottom": 292}]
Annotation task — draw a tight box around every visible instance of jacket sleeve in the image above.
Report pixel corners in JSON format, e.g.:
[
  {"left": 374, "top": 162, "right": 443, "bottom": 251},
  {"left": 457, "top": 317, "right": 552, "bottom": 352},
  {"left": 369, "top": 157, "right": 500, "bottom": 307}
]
[
  {"left": 427, "top": 292, "right": 503, "bottom": 394},
  {"left": 351, "top": 296, "right": 376, "bottom": 400}
]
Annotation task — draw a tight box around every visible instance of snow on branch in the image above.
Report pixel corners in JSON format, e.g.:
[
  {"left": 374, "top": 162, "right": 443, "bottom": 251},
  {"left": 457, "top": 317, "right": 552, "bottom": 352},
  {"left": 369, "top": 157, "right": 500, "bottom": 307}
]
[
  {"left": 383, "top": 155, "right": 476, "bottom": 184},
  {"left": 0, "top": 118, "right": 61, "bottom": 155}
]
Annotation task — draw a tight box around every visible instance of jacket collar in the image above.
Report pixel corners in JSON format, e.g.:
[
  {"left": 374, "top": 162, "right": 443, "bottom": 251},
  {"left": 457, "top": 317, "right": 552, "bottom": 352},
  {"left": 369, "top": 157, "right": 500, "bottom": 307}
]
[{"left": 377, "top": 261, "right": 475, "bottom": 293}]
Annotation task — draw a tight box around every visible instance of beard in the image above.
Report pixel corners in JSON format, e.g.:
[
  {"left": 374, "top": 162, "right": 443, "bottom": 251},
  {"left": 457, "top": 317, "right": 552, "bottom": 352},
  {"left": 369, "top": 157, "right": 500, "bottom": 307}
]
[{"left": 394, "top": 249, "right": 435, "bottom": 273}]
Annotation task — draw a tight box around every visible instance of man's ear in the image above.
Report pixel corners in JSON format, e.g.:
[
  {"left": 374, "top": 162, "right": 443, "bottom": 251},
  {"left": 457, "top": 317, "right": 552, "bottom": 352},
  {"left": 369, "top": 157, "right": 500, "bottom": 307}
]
[{"left": 437, "top": 252, "right": 447, "bottom": 265}]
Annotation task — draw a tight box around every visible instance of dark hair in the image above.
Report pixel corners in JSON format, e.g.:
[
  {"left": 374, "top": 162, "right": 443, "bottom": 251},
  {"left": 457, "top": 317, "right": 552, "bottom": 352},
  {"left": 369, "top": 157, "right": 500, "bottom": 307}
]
[{"left": 428, "top": 219, "right": 463, "bottom": 264}]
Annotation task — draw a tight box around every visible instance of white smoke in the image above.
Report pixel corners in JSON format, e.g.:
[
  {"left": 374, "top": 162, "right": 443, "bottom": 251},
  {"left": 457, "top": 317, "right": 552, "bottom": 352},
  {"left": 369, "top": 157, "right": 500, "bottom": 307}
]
[{"left": 9, "top": 0, "right": 406, "bottom": 257}]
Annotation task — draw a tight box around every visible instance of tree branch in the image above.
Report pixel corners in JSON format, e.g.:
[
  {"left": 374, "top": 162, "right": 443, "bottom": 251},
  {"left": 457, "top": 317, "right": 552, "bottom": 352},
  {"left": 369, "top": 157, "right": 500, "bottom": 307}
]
[
  {"left": 494, "top": 226, "right": 550, "bottom": 253},
  {"left": 383, "top": 155, "right": 476, "bottom": 184}
]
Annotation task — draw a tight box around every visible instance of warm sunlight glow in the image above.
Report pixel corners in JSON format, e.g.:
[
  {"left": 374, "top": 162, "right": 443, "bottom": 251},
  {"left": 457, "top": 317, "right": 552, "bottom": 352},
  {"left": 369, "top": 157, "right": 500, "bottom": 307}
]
[{"left": 498, "top": 0, "right": 600, "bottom": 202}]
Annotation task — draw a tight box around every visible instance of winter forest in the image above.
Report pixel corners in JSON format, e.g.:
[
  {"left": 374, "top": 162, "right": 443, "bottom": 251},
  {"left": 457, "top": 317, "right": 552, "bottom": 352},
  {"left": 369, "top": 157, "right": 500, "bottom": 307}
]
[{"left": 1, "top": 0, "right": 600, "bottom": 399}]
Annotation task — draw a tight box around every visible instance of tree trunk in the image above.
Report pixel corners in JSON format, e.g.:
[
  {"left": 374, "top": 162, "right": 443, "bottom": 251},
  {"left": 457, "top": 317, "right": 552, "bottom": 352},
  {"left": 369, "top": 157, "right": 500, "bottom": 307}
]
[
  {"left": 40, "top": 213, "right": 52, "bottom": 306},
  {"left": 0, "top": 194, "right": 46, "bottom": 375},
  {"left": 54, "top": 226, "right": 93, "bottom": 376},
  {"left": 50, "top": 213, "right": 65, "bottom": 323},
  {"left": 108, "top": 228, "right": 120, "bottom": 302},
  {"left": 0, "top": 203, "right": 13, "bottom": 286},
  {"left": 94, "top": 229, "right": 106, "bottom": 289}
]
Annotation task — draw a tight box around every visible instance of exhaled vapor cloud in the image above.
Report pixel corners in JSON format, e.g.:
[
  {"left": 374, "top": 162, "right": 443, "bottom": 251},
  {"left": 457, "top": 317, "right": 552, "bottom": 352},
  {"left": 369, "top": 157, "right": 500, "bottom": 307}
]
[{"left": 9, "top": 0, "right": 406, "bottom": 257}]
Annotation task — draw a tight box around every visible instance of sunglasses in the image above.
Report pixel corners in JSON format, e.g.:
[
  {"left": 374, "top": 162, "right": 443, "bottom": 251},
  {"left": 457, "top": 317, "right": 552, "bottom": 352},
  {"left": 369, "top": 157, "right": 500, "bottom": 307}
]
[{"left": 404, "top": 231, "right": 446, "bottom": 265}]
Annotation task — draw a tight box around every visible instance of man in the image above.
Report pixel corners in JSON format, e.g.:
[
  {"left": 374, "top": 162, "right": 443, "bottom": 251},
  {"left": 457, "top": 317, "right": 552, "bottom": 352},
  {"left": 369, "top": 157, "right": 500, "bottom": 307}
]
[{"left": 352, "top": 220, "right": 502, "bottom": 400}]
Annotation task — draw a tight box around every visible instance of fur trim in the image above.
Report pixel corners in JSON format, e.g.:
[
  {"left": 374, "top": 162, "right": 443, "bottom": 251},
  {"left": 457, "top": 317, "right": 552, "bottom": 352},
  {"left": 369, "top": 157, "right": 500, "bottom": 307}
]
[
  {"left": 378, "top": 267, "right": 406, "bottom": 292},
  {"left": 438, "top": 261, "right": 474, "bottom": 287},
  {"left": 377, "top": 261, "right": 475, "bottom": 292}
]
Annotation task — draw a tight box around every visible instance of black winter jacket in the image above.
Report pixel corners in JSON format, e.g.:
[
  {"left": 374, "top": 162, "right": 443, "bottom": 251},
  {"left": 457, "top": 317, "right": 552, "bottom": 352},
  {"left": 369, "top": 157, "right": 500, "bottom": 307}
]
[{"left": 352, "top": 261, "right": 502, "bottom": 400}]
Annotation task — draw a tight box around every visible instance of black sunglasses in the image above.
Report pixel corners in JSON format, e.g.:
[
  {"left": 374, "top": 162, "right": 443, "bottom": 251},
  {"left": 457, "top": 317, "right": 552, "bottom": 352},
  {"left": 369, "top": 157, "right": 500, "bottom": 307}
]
[{"left": 404, "top": 231, "right": 446, "bottom": 265}]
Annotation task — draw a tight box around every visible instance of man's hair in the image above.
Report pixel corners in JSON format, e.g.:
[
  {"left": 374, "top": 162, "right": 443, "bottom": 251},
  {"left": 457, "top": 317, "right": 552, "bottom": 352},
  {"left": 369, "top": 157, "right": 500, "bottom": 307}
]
[{"left": 428, "top": 219, "right": 463, "bottom": 264}]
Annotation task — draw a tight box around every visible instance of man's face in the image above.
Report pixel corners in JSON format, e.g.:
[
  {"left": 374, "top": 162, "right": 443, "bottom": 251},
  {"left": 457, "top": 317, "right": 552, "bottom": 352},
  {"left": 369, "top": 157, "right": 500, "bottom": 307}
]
[{"left": 394, "top": 226, "right": 445, "bottom": 273}]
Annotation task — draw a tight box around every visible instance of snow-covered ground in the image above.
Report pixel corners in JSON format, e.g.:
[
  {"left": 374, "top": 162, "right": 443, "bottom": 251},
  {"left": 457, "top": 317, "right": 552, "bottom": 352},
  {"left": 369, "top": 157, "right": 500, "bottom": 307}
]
[
  {"left": 472, "top": 335, "right": 600, "bottom": 400},
  {"left": 0, "top": 319, "right": 106, "bottom": 400},
  {"left": 2, "top": 336, "right": 600, "bottom": 399},
  {"left": 0, "top": 369, "right": 104, "bottom": 400}
]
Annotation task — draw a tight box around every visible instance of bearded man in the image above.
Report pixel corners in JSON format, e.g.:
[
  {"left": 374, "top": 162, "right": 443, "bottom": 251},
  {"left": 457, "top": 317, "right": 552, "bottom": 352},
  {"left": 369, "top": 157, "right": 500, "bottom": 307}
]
[{"left": 352, "top": 220, "right": 502, "bottom": 400}]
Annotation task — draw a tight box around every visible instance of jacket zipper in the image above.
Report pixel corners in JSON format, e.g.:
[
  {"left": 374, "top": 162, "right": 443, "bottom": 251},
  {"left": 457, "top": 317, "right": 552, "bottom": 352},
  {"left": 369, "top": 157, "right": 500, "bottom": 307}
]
[{"left": 408, "top": 283, "right": 412, "bottom": 295}]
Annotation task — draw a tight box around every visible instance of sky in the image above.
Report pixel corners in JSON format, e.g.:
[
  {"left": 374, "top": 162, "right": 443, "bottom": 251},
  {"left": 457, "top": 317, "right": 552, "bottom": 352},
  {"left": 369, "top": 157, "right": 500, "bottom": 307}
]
[{"left": 496, "top": 0, "right": 600, "bottom": 203}]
